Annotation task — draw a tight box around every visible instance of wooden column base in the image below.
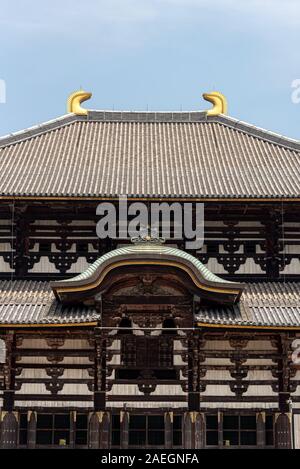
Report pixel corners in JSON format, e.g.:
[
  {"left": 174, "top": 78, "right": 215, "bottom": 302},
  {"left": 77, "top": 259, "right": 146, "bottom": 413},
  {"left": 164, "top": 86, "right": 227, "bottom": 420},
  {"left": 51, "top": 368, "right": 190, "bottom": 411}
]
[
  {"left": 183, "top": 412, "right": 205, "bottom": 449},
  {"left": 0, "top": 411, "right": 18, "bottom": 448},
  {"left": 120, "top": 410, "right": 129, "bottom": 449},
  {"left": 88, "top": 412, "right": 100, "bottom": 449},
  {"left": 275, "top": 413, "right": 292, "bottom": 449}
]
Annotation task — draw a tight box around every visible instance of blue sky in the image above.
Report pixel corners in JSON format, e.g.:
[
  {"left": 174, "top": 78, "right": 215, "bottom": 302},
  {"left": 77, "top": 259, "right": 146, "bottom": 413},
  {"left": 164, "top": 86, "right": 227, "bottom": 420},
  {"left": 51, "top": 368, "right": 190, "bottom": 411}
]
[{"left": 0, "top": 0, "right": 300, "bottom": 139}]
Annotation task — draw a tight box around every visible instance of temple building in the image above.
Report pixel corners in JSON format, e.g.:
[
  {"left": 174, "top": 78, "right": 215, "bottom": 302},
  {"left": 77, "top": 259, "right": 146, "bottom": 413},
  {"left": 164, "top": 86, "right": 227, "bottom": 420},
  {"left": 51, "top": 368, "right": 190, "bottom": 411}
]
[{"left": 0, "top": 90, "right": 300, "bottom": 449}]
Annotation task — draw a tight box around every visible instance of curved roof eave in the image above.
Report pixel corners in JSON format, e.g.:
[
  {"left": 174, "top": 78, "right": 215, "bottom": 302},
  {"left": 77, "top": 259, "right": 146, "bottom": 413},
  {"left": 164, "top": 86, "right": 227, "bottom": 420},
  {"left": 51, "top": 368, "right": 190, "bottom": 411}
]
[{"left": 51, "top": 243, "right": 245, "bottom": 303}]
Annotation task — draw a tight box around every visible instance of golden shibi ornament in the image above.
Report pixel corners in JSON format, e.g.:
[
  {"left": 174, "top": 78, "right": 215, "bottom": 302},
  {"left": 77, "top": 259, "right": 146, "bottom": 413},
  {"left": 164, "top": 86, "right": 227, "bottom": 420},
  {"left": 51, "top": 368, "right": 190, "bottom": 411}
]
[
  {"left": 67, "top": 90, "right": 92, "bottom": 115},
  {"left": 203, "top": 91, "right": 227, "bottom": 116}
]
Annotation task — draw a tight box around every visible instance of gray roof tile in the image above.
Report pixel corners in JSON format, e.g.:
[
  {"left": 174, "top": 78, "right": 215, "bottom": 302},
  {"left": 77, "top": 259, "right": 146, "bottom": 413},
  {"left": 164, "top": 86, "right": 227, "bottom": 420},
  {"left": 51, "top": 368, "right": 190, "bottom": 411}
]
[
  {"left": 0, "top": 280, "right": 300, "bottom": 327},
  {"left": 0, "top": 112, "right": 299, "bottom": 198},
  {"left": 196, "top": 282, "right": 300, "bottom": 327},
  {"left": 0, "top": 280, "right": 99, "bottom": 325}
]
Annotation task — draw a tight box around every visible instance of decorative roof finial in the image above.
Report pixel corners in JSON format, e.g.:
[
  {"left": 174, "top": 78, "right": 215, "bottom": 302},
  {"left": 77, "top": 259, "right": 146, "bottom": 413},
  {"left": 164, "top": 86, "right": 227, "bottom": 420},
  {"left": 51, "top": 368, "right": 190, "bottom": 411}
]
[
  {"left": 131, "top": 227, "right": 165, "bottom": 246},
  {"left": 67, "top": 90, "right": 92, "bottom": 116},
  {"left": 203, "top": 91, "right": 227, "bottom": 116}
]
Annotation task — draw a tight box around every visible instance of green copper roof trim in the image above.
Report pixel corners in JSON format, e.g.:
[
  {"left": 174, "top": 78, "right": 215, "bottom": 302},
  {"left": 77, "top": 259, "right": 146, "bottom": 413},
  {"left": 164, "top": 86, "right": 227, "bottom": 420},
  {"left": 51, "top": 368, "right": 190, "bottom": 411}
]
[{"left": 59, "top": 243, "right": 232, "bottom": 285}]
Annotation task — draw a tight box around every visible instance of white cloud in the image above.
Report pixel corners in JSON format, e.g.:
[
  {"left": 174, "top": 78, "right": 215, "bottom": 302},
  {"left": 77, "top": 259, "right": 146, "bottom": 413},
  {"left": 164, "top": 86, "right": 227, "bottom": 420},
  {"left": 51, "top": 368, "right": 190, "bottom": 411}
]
[
  {"left": 1, "top": 0, "right": 300, "bottom": 35},
  {"left": 0, "top": 1, "right": 157, "bottom": 32},
  {"left": 158, "top": 0, "right": 300, "bottom": 27},
  {"left": 0, "top": 0, "right": 299, "bottom": 55},
  {"left": 0, "top": 1, "right": 158, "bottom": 51}
]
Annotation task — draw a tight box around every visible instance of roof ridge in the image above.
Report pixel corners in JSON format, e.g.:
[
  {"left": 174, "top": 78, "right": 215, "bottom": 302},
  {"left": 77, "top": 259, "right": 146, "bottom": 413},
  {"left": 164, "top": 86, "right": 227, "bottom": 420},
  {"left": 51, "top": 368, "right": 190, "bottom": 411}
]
[
  {"left": 0, "top": 110, "right": 299, "bottom": 152},
  {"left": 214, "top": 114, "right": 300, "bottom": 152},
  {"left": 0, "top": 113, "right": 83, "bottom": 148}
]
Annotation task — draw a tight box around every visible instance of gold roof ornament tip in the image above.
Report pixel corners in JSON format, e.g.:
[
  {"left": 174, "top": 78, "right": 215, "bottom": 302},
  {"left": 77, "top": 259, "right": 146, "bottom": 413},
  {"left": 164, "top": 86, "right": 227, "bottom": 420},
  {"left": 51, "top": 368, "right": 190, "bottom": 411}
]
[
  {"left": 203, "top": 91, "right": 227, "bottom": 116},
  {"left": 67, "top": 90, "right": 92, "bottom": 116}
]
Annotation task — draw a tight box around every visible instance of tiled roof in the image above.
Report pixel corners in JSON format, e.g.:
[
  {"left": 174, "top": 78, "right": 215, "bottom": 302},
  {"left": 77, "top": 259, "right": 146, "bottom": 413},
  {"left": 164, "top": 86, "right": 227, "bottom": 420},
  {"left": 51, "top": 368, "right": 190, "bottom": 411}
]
[
  {"left": 52, "top": 242, "right": 244, "bottom": 305},
  {"left": 196, "top": 282, "right": 300, "bottom": 328},
  {"left": 60, "top": 243, "right": 233, "bottom": 284},
  {"left": 0, "top": 111, "right": 299, "bottom": 198},
  {"left": 0, "top": 280, "right": 299, "bottom": 327},
  {"left": 0, "top": 281, "right": 99, "bottom": 325}
]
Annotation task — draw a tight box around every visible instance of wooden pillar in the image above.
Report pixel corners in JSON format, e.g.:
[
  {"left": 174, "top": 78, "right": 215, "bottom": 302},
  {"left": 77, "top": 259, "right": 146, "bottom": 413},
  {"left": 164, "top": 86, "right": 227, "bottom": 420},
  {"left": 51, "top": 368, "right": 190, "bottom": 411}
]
[
  {"left": 275, "top": 413, "right": 291, "bottom": 449},
  {"left": 3, "top": 331, "right": 16, "bottom": 412},
  {"left": 183, "top": 412, "right": 193, "bottom": 449},
  {"left": 183, "top": 412, "right": 205, "bottom": 449},
  {"left": 1, "top": 332, "right": 16, "bottom": 448},
  {"left": 218, "top": 411, "right": 223, "bottom": 448},
  {"left": 120, "top": 411, "right": 129, "bottom": 449},
  {"left": 14, "top": 206, "right": 30, "bottom": 278},
  {"left": 88, "top": 412, "right": 100, "bottom": 449},
  {"left": 263, "top": 208, "right": 281, "bottom": 280},
  {"left": 277, "top": 334, "right": 291, "bottom": 414},
  {"left": 94, "top": 329, "right": 106, "bottom": 411},
  {"left": 188, "top": 331, "right": 200, "bottom": 411},
  {"left": 256, "top": 412, "right": 266, "bottom": 448},
  {"left": 164, "top": 412, "right": 173, "bottom": 449},
  {"left": 27, "top": 411, "right": 37, "bottom": 449},
  {"left": 69, "top": 411, "right": 76, "bottom": 448},
  {"left": 274, "top": 333, "right": 292, "bottom": 449},
  {"left": 0, "top": 411, "right": 18, "bottom": 448},
  {"left": 194, "top": 412, "right": 205, "bottom": 449},
  {"left": 100, "top": 412, "right": 110, "bottom": 449}
]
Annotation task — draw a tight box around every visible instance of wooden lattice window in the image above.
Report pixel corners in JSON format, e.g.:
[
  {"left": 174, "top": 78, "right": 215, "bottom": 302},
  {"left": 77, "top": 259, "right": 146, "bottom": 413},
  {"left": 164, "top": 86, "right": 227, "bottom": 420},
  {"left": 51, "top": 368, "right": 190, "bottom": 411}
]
[
  {"left": 75, "top": 414, "right": 88, "bottom": 446},
  {"left": 19, "top": 413, "right": 28, "bottom": 446},
  {"left": 120, "top": 336, "right": 174, "bottom": 369},
  {"left": 119, "top": 317, "right": 175, "bottom": 370},
  {"left": 205, "top": 414, "right": 275, "bottom": 448},
  {"left": 129, "top": 415, "right": 165, "bottom": 447},
  {"left": 36, "top": 413, "right": 70, "bottom": 446}
]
